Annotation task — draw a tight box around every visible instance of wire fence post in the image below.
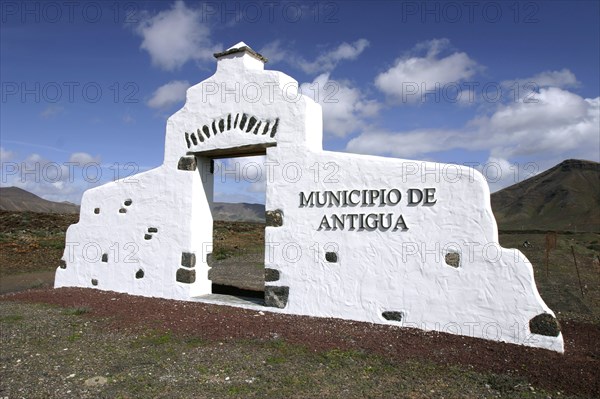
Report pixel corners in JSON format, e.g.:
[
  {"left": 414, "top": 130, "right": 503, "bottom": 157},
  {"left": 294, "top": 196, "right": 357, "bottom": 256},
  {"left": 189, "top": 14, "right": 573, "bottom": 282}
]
[{"left": 570, "top": 245, "right": 584, "bottom": 298}]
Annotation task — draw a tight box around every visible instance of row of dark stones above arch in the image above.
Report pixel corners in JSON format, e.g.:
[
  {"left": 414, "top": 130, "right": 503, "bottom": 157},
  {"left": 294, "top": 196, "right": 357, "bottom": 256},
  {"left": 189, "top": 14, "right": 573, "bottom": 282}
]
[{"left": 184, "top": 113, "right": 279, "bottom": 149}]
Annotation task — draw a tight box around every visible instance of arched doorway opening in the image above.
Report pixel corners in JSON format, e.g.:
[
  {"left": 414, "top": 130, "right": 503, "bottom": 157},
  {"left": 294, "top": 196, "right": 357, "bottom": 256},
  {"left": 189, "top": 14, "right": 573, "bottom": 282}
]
[{"left": 194, "top": 143, "right": 274, "bottom": 304}]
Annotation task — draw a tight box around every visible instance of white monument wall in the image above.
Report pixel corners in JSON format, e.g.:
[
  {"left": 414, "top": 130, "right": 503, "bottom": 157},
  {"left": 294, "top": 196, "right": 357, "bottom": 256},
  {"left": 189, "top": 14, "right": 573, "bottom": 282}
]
[
  {"left": 56, "top": 42, "right": 564, "bottom": 352},
  {"left": 265, "top": 147, "right": 561, "bottom": 351}
]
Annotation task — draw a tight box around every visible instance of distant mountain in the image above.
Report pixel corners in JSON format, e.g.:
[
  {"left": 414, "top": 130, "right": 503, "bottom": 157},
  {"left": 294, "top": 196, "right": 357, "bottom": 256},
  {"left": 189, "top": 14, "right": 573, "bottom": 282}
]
[
  {"left": 0, "top": 187, "right": 80, "bottom": 213},
  {"left": 7, "top": 157, "right": 597, "bottom": 231},
  {"left": 212, "top": 202, "right": 265, "bottom": 222},
  {"left": 491, "top": 159, "right": 600, "bottom": 232},
  {"left": 0, "top": 187, "right": 266, "bottom": 222}
]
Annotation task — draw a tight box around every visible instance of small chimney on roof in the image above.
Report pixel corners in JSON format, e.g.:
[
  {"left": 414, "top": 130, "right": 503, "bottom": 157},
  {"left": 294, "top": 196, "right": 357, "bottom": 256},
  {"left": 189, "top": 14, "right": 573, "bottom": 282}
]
[{"left": 213, "top": 41, "right": 268, "bottom": 63}]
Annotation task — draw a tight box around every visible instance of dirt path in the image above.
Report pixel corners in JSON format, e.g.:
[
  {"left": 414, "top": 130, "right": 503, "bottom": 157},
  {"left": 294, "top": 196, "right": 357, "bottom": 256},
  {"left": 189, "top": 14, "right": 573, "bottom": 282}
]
[
  {"left": 0, "top": 270, "right": 54, "bottom": 294},
  {"left": 209, "top": 252, "right": 264, "bottom": 292},
  {"left": 2, "top": 287, "right": 599, "bottom": 397}
]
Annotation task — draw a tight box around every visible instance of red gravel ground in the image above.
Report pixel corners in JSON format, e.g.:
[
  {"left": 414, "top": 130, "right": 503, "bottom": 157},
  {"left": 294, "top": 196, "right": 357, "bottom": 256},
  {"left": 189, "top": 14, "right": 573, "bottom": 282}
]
[{"left": 2, "top": 287, "right": 599, "bottom": 397}]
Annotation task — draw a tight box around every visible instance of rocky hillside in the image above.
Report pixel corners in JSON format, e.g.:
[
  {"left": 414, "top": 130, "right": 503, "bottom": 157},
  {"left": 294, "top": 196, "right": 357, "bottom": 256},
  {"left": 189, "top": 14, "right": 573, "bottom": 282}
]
[
  {"left": 491, "top": 159, "right": 599, "bottom": 232},
  {"left": 3, "top": 158, "right": 598, "bottom": 230},
  {"left": 212, "top": 202, "right": 265, "bottom": 222},
  {"left": 0, "top": 187, "right": 79, "bottom": 214},
  {"left": 0, "top": 186, "right": 265, "bottom": 222}
]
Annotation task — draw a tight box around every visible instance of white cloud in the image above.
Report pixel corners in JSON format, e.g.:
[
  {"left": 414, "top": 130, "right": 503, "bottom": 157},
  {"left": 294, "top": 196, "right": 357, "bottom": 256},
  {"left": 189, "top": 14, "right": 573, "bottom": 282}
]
[
  {"left": 0, "top": 146, "right": 14, "bottom": 162},
  {"left": 213, "top": 156, "right": 266, "bottom": 183},
  {"left": 134, "top": 1, "right": 218, "bottom": 70},
  {"left": 247, "top": 180, "right": 266, "bottom": 193},
  {"left": 478, "top": 156, "right": 536, "bottom": 192},
  {"left": 40, "top": 104, "right": 64, "bottom": 118},
  {"left": 123, "top": 114, "right": 135, "bottom": 124},
  {"left": 213, "top": 156, "right": 266, "bottom": 204},
  {"left": 69, "top": 152, "right": 100, "bottom": 165},
  {"left": 147, "top": 80, "right": 190, "bottom": 109},
  {"left": 473, "top": 88, "right": 599, "bottom": 159},
  {"left": 347, "top": 88, "right": 599, "bottom": 167},
  {"left": 506, "top": 68, "right": 580, "bottom": 90},
  {"left": 298, "top": 39, "right": 370, "bottom": 74},
  {"left": 375, "top": 38, "right": 480, "bottom": 104},
  {"left": 259, "top": 39, "right": 376, "bottom": 137},
  {"left": 260, "top": 39, "right": 370, "bottom": 74},
  {"left": 1, "top": 151, "right": 108, "bottom": 203},
  {"left": 346, "top": 128, "right": 464, "bottom": 158},
  {"left": 9, "top": 178, "right": 83, "bottom": 204},
  {"left": 258, "top": 40, "right": 289, "bottom": 65},
  {"left": 301, "top": 73, "right": 381, "bottom": 137}
]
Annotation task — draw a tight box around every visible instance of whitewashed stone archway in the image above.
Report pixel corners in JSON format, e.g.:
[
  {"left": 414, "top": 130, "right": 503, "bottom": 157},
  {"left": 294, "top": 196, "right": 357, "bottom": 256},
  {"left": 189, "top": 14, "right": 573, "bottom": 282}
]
[{"left": 56, "top": 42, "right": 564, "bottom": 352}]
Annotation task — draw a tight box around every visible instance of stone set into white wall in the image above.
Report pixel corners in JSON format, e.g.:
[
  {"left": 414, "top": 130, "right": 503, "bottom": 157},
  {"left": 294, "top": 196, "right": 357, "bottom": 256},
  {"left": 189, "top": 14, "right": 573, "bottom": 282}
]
[{"left": 56, "top": 42, "right": 564, "bottom": 352}]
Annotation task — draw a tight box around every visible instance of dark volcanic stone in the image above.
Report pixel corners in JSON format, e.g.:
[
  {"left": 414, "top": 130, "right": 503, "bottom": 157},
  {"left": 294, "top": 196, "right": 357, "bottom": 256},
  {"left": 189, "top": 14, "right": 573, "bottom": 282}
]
[
  {"left": 177, "top": 156, "right": 197, "bottom": 171},
  {"left": 325, "top": 252, "right": 338, "bottom": 263},
  {"left": 445, "top": 252, "right": 460, "bottom": 268},
  {"left": 264, "top": 286, "right": 289, "bottom": 308},
  {"left": 264, "top": 268, "right": 280, "bottom": 282},
  {"left": 181, "top": 252, "right": 196, "bottom": 268},
  {"left": 382, "top": 311, "right": 403, "bottom": 322},
  {"left": 176, "top": 268, "right": 196, "bottom": 284},
  {"left": 529, "top": 313, "right": 561, "bottom": 337},
  {"left": 265, "top": 210, "right": 283, "bottom": 227}
]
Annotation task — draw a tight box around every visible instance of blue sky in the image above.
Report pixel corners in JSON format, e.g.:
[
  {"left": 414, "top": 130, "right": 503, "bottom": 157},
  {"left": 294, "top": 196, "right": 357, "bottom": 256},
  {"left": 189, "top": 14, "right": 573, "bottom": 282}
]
[{"left": 1, "top": 0, "right": 599, "bottom": 204}]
